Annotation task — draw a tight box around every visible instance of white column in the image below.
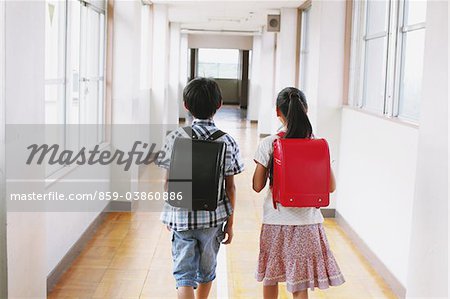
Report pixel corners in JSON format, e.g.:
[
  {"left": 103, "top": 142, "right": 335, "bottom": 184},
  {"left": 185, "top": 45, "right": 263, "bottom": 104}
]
[
  {"left": 271, "top": 8, "right": 299, "bottom": 133},
  {"left": 112, "top": 0, "right": 141, "bottom": 124},
  {"left": 257, "top": 30, "right": 277, "bottom": 135},
  {"left": 111, "top": 0, "right": 142, "bottom": 195},
  {"left": 406, "top": 1, "right": 448, "bottom": 296},
  {"left": 150, "top": 4, "right": 169, "bottom": 126},
  {"left": 168, "top": 22, "right": 181, "bottom": 125},
  {"left": 274, "top": 8, "right": 298, "bottom": 92},
  {"left": 247, "top": 35, "right": 262, "bottom": 121},
  {"left": 178, "top": 33, "right": 189, "bottom": 119}
]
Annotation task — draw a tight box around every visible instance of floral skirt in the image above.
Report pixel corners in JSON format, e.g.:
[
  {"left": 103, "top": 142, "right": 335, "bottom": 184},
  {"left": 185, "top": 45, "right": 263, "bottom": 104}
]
[{"left": 256, "top": 223, "right": 345, "bottom": 293}]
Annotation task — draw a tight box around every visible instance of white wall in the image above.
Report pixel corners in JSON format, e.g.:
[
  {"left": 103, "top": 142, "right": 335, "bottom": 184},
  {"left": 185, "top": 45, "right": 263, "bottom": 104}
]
[
  {"left": 0, "top": 0, "right": 6, "bottom": 294},
  {"left": 188, "top": 34, "right": 253, "bottom": 50},
  {"left": 305, "top": 0, "right": 346, "bottom": 209},
  {"left": 5, "top": 1, "right": 46, "bottom": 297},
  {"left": 45, "top": 162, "right": 110, "bottom": 274},
  {"left": 406, "top": 1, "right": 448, "bottom": 297},
  {"left": 337, "top": 109, "right": 418, "bottom": 286}
]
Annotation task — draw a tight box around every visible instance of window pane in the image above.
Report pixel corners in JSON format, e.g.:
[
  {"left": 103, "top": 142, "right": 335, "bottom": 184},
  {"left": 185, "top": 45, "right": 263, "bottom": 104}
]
[
  {"left": 197, "top": 49, "right": 239, "bottom": 79},
  {"left": 404, "top": 0, "right": 427, "bottom": 25},
  {"left": 366, "top": 0, "right": 389, "bottom": 35},
  {"left": 362, "top": 37, "right": 388, "bottom": 113},
  {"left": 67, "top": 0, "right": 81, "bottom": 125},
  {"left": 45, "top": 84, "right": 65, "bottom": 124},
  {"left": 398, "top": 29, "right": 425, "bottom": 120},
  {"left": 45, "top": 0, "right": 66, "bottom": 124}
]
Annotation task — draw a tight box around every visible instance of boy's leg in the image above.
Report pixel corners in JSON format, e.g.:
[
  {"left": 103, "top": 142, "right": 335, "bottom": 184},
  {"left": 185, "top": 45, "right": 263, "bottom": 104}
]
[
  {"left": 263, "top": 284, "right": 278, "bottom": 299},
  {"left": 171, "top": 230, "right": 200, "bottom": 295},
  {"left": 195, "top": 225, "right": 225, "bottom": 297},
  {"left": 195, "top": 281, "right": 212, "bottom": 299},
  {"left": 178, "top": 287, "right": 195, "bottom": 299}
]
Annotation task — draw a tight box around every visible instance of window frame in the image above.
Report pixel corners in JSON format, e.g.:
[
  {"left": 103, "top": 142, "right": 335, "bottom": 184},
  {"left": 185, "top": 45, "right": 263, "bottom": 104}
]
[
  {"left": 348, "top": 0, "right": 426, "bottom": 124},
  {"left": 44, "top": 0, "right": 109, "bottom": 179}
]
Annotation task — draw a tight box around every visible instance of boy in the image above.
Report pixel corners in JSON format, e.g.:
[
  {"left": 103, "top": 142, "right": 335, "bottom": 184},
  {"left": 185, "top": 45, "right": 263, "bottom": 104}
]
[{"left": 157, "top": 78, "right": 244, "bottom": 299}]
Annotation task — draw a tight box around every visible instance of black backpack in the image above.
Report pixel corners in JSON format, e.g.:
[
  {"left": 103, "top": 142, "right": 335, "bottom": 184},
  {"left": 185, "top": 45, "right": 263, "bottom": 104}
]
[{"left": 167, "top": 127, "right": 227, "bottom": 211}]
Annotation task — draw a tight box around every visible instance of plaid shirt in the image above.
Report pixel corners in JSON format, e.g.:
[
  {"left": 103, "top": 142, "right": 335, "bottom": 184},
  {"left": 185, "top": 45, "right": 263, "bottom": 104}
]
[{"left": 157, "top": 119, "right": 244, "bottom": 231}]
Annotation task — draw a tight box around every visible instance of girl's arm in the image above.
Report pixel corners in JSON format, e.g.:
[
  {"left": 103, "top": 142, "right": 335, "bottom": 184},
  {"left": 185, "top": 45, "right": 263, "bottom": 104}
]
[
  {"left": 252, "top": 162, "right": 268, "bottom": 193},
  {"left": 330, "top": 168, "right": 336, "bottom": 193}
]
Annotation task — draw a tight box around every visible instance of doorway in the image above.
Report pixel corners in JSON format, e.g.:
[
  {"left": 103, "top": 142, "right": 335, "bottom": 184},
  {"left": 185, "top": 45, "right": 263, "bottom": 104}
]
[{"left": 189, "top": 48, "right": 251, "bottom": 110}]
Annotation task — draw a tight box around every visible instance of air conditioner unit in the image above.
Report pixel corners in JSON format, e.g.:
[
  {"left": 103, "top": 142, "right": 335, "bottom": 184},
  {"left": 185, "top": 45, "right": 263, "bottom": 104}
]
[{"left": 267, "top": 15, "right": 280, "bottom": 32}]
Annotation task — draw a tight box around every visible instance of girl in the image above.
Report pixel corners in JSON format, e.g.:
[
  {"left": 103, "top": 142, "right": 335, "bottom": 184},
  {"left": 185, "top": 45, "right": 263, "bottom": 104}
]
[{"left": 252, "top": 87, "right": 345, "bottom": 299}]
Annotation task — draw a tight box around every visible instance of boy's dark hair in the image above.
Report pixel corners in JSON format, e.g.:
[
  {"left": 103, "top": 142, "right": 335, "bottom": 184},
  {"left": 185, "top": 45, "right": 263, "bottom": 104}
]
[{"left": 183, "top": 77, "right": 222, "bottom": 119}]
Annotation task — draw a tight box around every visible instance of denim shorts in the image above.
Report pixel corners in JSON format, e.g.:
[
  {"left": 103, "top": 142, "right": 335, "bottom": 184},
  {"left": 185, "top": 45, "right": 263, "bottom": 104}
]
[{"left": 171, "top": 224, "right": 225, "bottom": 288}]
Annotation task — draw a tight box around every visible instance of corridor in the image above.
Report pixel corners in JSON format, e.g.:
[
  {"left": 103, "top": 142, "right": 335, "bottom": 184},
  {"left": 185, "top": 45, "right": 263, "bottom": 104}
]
[
  {"left": 48, "top": 107, "right": 396, "bottom": 298},
  {"left": 1, "top": 0, "right": 448, "bottom": 298}
]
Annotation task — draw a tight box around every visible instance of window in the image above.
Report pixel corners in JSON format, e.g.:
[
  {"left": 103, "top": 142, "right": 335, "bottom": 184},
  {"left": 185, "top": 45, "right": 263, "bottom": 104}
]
[
  {"left": 349, "top": 0, "right": 427, "bottom": 122},
  {"left": 197, "top": 49, "right": 239, "bottom": 79},
  {"left": 397, "top": 0, "right": 427, "bottom": 120},
  {"left": 45, "top": 0, "right": 107, "bottom": 175}
]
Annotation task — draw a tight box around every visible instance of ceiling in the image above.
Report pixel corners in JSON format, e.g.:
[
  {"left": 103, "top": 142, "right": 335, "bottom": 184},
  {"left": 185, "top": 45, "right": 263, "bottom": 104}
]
[{"left": 152, "top": 0, "right": 306, "bottom": 33}]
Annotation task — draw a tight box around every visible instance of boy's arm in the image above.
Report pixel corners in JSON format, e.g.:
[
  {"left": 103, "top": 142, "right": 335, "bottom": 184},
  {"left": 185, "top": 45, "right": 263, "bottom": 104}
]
[{"left": 223, "top": 175, "right": 236, "bottom": 245}]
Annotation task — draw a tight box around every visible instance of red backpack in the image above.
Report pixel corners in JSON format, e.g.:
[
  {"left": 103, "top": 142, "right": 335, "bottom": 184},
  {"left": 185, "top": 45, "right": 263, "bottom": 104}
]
[{"left": 271, "top": 132, "right": 331, "bottom": 209}]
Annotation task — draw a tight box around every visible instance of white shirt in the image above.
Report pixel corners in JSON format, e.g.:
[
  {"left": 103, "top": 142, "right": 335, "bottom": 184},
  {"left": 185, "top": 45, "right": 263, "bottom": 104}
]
[{"left": 253, "top": 134, "right": 324, "bottom": 226}]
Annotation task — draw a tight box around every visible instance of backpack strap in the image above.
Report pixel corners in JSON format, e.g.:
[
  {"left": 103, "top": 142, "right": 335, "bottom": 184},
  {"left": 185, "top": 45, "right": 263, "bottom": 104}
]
[
  {"left": 182, "top": 127, "right": 226, "bottom": 141},
  {"left": 207, "top": 130, "right": 226, "bottom": 141},
  {"left": 182, "top": 126, "right": 198, "bottom": 140}
]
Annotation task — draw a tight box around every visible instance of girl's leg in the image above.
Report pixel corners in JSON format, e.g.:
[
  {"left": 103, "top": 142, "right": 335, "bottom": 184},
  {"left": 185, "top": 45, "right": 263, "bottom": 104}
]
[
  {"left": 263, "top": 284, "right": 278, "bottom": 299},
  {"left": 292, "top": 290, "right": 308, "bottom": 299}
]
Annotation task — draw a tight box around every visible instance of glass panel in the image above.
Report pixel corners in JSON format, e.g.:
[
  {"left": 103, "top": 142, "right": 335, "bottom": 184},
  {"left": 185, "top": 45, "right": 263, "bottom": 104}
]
[
  {"left": 45, "top": 0, "right": 66, "bottom": 124},
  {"left": 366, "top": 0, "right": 389, "bottom": 35},
  {"left": 404, "top": 0, "right": 427, "bottom": 25},
  {"left": 67, "top": 0, "right": 81, "bottom": 125},
  {"left": 45, "top": 84, "right": 65, "bottom": 124},
  {"left": 197, "top": 49, "right": 239, "bottom": 79},
  {"left": 362, "top": 37, "right": 388, "bottom": 113},
  {"left": 398, "top": 29, "right": 425, "bottom": 121}
]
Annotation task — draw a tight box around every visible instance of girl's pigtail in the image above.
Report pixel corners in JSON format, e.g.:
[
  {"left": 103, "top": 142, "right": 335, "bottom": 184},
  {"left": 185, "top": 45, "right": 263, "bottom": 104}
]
[{"left": 285, "top": 91, "right": 312, "bottom": 139}]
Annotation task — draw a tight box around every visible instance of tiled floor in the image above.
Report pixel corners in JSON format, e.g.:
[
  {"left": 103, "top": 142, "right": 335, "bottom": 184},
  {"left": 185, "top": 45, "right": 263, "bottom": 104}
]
[{"left": 48, "top": 106, "right": 397, "bottom": 298}]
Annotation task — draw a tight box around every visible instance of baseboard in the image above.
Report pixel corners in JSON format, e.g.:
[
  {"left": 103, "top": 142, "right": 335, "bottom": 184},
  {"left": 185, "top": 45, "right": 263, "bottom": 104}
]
[
  {"left": 106, "top": 200, "right": 132, "bottom": 212},
  {"left": 335, "top": 211, "right": 406, "bottom": 298},
  {"left": 250, "top": 120, "right": 258, "bottom": 124},
  {"left": 47, "top": 203, "right": 112, "bottom": 293},
  {"left": 321, "top": 208, "right": 335, "bottom": 218},
  {"left": 259, "top": 133, "right": 270, "bottom": 138}
]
